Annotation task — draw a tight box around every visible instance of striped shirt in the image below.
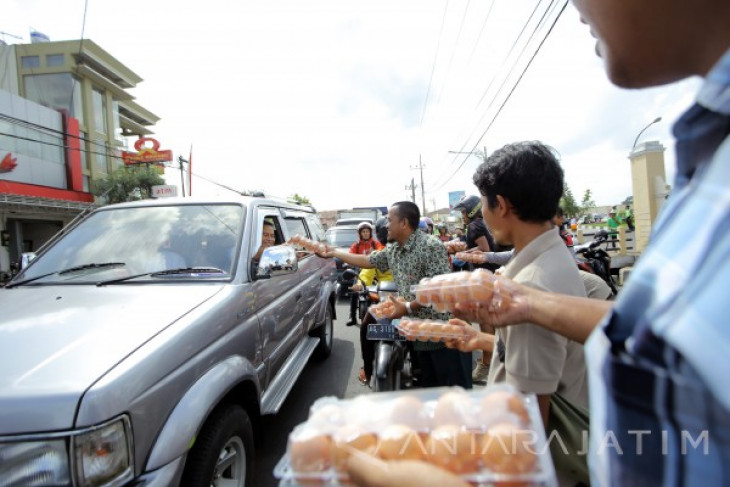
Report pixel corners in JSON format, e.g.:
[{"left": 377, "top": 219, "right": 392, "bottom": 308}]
[{"left": 585, "top": 47, "right": 730, "bottom": 486}]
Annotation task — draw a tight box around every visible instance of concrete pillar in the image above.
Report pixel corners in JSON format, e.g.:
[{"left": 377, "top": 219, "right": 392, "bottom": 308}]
[{"left": 629, "top": 141, "right": 668, "bottom": 252}]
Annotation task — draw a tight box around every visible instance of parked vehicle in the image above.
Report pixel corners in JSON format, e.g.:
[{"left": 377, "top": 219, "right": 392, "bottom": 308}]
[
  {"left": 336, "top": 208, "right": 382, "bottom": 224},
  {"left": 0, "top": 195, "right": 337, "bottom": 487},
  {"left": 575, "top": 229, "right": 619, "bottom": 296},
  {"left": 325, "top": 225, "right": 360, "bottom": 298}
]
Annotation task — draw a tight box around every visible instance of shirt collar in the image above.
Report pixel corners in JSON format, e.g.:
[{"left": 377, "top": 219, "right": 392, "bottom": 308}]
[
  {"left": 502, "top": 227, "right": 562, "bottom": 279},
  {"left": 697, "top": 47, "right": 730, "bottom": 115},
  {"left": 399, "top": 230, "right": 420, "bottom": 252}
]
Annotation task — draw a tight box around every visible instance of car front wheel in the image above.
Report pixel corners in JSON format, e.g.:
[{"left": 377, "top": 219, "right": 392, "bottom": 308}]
[{"left": 181, "top": 404, "right": 254, "bottom": 487}]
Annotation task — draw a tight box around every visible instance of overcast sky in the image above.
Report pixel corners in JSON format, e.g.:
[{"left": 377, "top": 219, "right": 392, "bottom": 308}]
[{"left": 5, "top": 0, "right": 701, "bottom": 212}]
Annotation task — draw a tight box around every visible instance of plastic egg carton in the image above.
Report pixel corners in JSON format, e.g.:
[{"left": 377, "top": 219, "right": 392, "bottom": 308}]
[
  {"left": 396, "top": 318, "right": 476, "bottom": 342},
  {"left": 289, "top": 234, "right": 327, "bottom": 253},
  {"left": 454, "top": 251, "right": 489, "bottom": 264},
  {"left": 445, "top": 240, "right": 467, "bottom": 252},
  {"left": 410, "top": 269, "right": 509, "bottom": 312},
  {"left": 274, "top": 385, "right": 557, "bottom": 486}
]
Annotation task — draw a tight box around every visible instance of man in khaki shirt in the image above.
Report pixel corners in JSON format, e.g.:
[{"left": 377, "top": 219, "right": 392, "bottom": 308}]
[{"left": 473, "top": 141, "right": 588, "bottom": 422}]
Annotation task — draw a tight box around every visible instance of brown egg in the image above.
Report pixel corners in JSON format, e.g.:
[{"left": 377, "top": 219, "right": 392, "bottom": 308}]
[
  {"left": 416, "top": 321, "right": 432, "bottom": 341},
  {"left": 468, "top": 269, "right": 495, "bottom": 303},
  {"left": 433, "top": 390, "right": 473, "bottom": 427},
  {"left": 388, "top": 395, "right": 428, "bottom": 430},
  {"left": 332, "top": 424, "right": 378, "bottom": 471},
  {"left": 481, "top": 422, "right": 537, "bottom": 474},
  {"left": 376, "top": 424, "right": 426, "bottom": 461},
  {"left": 426, "top": 425, "right": 480, "bottom": 474},
  {"left": 480, "top": 391, "right": 530, "bottom": 425},
  {"left": 289, "top": 428, "right": 333, "bottom": 473}
]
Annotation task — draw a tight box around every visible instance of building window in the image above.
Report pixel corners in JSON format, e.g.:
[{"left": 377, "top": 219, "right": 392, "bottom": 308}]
[
  {"left": 21, "top": 56, "right": 40, "bottom": 68},
  {"left": 112, "top": 101, "right": 123, "bottom": 143},
  {"left": 46, "top": 54, "right": 65, "bottom": 67},
  {"left": 23, "top": 73, "right": 84, "bottom": 125},
  {"left": 92, "top": 89, "right": 107, "bottom": 134},
  {"left": 83, "top": 175, "right": 90, "bottom": 192}
]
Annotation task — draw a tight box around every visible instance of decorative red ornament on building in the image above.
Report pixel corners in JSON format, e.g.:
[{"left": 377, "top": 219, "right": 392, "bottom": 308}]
[{"left": 0, "top": 153, "right": 18, "bottom": 173}]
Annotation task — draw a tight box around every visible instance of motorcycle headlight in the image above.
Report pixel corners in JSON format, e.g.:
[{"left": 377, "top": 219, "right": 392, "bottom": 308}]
[{"left": 73, "top": 417, "right": 133, "bottom": 487}]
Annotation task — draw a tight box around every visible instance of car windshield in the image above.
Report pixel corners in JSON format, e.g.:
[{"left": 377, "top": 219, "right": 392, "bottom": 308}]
[
  {"left": 325, "top": 228, "right": 358, "bottom": 248},
  {"left": 18, "top": 204, "right": 243, "bottom": 284}
]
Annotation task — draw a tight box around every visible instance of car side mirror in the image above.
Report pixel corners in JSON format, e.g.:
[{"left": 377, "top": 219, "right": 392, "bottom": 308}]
[{"left": 253, "top": 245, "right": 298, "bottom": 280}]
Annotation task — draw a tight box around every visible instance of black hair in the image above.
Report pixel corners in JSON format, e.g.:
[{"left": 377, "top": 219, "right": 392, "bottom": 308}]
[
  {"left": 556, "top": 206, "right": 564, "bottom": 218},
  {"left": 473, "top": 141, "right": 564, "bottom": 223},
  {"left": 391, "top": 201, "right": 420, "bottom": 230}
]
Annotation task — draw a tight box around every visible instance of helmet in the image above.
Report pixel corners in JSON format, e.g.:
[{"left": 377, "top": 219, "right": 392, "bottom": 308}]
[
  {"left": 418, "top": 219, "right": 428, "bottom": 232},
  {"left": 374, "top": 217, "right": 388, "bottom": 245},
  {"left": 357, "top": 221, "right": 373, "bottom": 237},
  {"left": 437, "top": 222, "right": 447, "bottom": 230},
  {"left": 420, "top": 217, "right": 434, "bottom": 227},
  {"left": 453, "top": 195, "right": 482, "bottom": 219}
]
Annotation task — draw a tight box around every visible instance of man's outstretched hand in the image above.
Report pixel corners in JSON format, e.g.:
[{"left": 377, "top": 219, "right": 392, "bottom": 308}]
[{"left": 346, "top": 451, "right": 469, "bottom": 487}]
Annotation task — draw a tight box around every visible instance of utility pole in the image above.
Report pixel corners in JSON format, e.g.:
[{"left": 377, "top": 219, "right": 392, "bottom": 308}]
[
  {"left": 405, "top": 178, "right": 417, "bottom": 203},
  {"left": 178, "top": 155, "right": 188, "bottom": 197},
  {"left": 411, "top": 155, "right": 426, "bottom": 215}
]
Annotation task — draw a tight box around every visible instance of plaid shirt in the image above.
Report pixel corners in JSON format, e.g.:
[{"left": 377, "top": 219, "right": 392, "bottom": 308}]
[
  {"left": 369, "top": 230, "right": 450, "bottom": 351},
  {"left": 585, "top": 48, "right": 730, "bottom": 486}
]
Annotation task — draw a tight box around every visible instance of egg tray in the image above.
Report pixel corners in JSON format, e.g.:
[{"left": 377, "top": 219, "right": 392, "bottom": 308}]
[
  {"left": 273, "top": 385, "right": 557, "bottom": 487},
  {"left": 395, "top": 318, "right": 474, "bottom": 341},
  {"left": 410, "top": 269, "right": 505, "bottom": 313},
  {"left": 454, "top": 251, "right": 489, "bottom": 264}
]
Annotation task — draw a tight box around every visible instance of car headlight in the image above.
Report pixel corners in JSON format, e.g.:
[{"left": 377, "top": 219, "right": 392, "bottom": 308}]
[{"left": 73, "top": 417, "right": 133, "bottom": 487}]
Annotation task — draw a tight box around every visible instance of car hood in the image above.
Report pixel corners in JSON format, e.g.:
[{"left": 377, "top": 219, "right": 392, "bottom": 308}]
[{"left": 0, "top": 284, "right": 224, "bottom": 434}]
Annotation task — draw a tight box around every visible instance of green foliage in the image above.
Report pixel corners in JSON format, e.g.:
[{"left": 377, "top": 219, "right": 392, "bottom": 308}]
[
  {"left": 560, "top": 184, "right": 581, "bottom": 218},
  {"left": 92, "top": 167, "right": 165, "bottom": 204},
  {"left": 290, "top": 193, "right": 312, "bottom": 206},
  {"left": 580, "top": 189, "right": 596, "bottom": 214}
]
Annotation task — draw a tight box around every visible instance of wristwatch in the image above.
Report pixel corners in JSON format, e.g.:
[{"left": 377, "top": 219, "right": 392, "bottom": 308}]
[{"left": 405, "top": 301, "right": 412, "bottom": 315}]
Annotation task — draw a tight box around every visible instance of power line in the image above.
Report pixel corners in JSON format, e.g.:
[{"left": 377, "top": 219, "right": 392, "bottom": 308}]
[
  {"left": 418, "top": 0, "right": 451, "bottom": 129},
  {"left": 466, "top": 0, "right": 496, "bottom": 65},
  {"left": 429, "top": 0, "right": 568, "bottom": 194},
  {"left": 69, "top": 0, "right": 90, "bottom": 117},
  {"left": 431, "top": 0, "right": 472, "bottom": 110},
  {"left": 425, "top": 0, "right": 550, "bottom": 189}
]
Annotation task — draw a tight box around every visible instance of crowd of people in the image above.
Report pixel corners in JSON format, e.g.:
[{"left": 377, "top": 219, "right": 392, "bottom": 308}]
[{"left": 317, "top": 0, "right": 730, "bottom": 484}]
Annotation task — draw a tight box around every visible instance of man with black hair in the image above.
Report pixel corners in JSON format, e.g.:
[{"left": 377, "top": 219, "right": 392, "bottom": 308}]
[
  {"left": 319, "top": 201, "right": 472, "bottom": 388},
  {"left": 473, "top": 142, "right": 588, "bottom": 433}
]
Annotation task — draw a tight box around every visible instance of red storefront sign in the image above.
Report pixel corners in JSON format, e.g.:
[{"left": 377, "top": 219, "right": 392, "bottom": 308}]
[{"left": 122, "top": 137, "right": 173, "bottom": 165}]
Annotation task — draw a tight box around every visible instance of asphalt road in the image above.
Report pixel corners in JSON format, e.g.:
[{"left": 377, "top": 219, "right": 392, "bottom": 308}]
[{"left": 252, "top": 298, "right": 369, "bottom": 486}]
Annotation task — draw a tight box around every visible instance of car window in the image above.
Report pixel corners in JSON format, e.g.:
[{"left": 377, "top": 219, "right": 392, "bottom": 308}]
[
  {"left": 305, "top": 214, "right": 326, "bottom": 242},
  {"left": 19, "top": 204, "right": 243, "bottom": 282},
  {"left": 284, "top": 217, "right": 311, "bottom": 258}
]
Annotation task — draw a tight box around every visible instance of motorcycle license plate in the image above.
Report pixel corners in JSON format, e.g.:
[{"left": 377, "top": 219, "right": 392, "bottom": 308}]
[{"left": 366, "top": 320, "right": 406, "bottom": 341}]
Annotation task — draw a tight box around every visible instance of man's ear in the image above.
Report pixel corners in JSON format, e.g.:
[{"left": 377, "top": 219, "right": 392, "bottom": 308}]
[{"left": 495, "top": 195, "right": 511, "bottom": 218}]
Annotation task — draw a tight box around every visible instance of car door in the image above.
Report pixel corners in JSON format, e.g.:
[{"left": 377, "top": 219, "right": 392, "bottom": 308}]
[
  {"left": 250, "top": 208, "right": 303, "bottom": 387},
  {"left": 283, "top": 211, "right": 321, "bottom": 332}
]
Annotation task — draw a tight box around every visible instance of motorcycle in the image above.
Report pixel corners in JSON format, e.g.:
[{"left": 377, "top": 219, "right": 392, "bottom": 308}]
[
  {"left": 342, "top": 269, "right": 413, "bottom": 391},
  {"left": 574, "top": 229, "right": 619, "bottom": 296}
]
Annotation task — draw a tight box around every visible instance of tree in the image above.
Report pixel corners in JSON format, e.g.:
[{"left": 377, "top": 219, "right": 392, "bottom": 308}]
[
  {"left": 92, "top": 167, "right": 165, "bottom": 204},
  {"left": 580, "top": 189, "right": 596, "bottom": 214},
  {"left": 560, "top": 184, "right": 581, "bottom": 218},
  {"left": 290, "top": 193, "right": 312, "bottom": 206}
]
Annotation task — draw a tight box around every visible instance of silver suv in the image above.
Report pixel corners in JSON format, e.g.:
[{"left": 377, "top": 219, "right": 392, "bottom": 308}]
[{"left": 0, "top": 196, "right": 337, "bottom": 487}]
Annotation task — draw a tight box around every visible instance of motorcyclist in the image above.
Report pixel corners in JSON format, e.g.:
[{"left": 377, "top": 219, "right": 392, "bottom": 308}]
[
  {"left": 346, "top": 222, "right": 384, "bottom": 326},
  {"left": 418, "top": 217, "right": 434, "bottom": 235},
  {"left": 352, "top": 217, "right": 394, "bottom": 385},
  {"left": 436, "top": 223, "right": 451, "bottom": 242}
]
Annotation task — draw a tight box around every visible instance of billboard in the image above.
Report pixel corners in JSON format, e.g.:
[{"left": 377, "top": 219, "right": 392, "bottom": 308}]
[
  {"left": 448, "top": 191, "right": 466, "bottom": 209},
  {"left": 122, "top": 137, "right": 173, "bottom": 165}
]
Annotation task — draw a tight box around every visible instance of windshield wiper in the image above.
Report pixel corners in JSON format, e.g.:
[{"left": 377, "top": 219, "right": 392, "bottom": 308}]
[
  {"left": 96, "top": 267, "right": 227, "bottom": 286},
  {"left": 5, "top": 262, "right": 126, "bottom": 288}
]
